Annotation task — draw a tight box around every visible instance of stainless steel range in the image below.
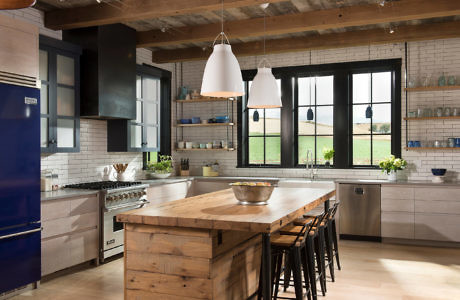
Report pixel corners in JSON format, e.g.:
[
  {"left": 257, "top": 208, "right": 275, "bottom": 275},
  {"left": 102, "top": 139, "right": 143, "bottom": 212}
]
[{"left": 65, "top": 181, "right": 149, "bottom": 262}]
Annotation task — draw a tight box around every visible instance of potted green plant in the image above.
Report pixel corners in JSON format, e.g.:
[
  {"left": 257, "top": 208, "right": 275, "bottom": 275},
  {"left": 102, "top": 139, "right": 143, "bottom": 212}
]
[
  {"left": 378, "top": 155, "right": 407, "bottom": 181},
  {"left": 322, "top": 147, "right": 334, "bottom": 167},
  {"left": 146, "top": 155, "right": 173, "bottom": 179}
]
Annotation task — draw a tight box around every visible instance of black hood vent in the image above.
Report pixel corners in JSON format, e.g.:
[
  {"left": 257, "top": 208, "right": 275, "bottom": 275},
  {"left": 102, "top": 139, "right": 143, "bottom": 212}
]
[{"left": 63, "top": 24, "right": 136, "bottom": 120}]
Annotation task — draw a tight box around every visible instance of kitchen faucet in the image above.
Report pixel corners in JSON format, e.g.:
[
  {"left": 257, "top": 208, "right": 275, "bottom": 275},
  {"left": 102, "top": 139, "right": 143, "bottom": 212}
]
[{"left": 305, "top": 149, "right": 315, "bottom": 179}]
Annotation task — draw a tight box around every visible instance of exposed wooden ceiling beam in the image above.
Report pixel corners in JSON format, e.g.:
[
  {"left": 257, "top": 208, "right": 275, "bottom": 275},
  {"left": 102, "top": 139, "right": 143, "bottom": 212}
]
[
  {"left": 44, "top": 0, "right": 285, "bottom": 30},
  {"left": 151, "top": 20, "right": 460, "bottom": 63},
  {"left": 138, "top": 0, "right": 460, "bottom": 48}
]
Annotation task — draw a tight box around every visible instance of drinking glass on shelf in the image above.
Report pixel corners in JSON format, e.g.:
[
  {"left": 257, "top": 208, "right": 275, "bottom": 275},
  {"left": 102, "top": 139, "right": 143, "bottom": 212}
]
[
  {"left": 436, "top": 107, "right": 443, "bottom": 117},
  {"left": 417, "top": 108, "right": 424, "bottom": 118},
  {"left": 423, "top": 108, "right": 433, "bottom": 117},
  {"left": 444, "top": 107, "right": 451, "bottom": 117}
]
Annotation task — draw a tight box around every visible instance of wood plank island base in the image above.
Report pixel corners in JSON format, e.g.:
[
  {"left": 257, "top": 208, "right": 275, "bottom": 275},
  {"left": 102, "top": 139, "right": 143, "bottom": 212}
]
[{"left": 117, "top": 187, "right": 336, "bottom": 300}]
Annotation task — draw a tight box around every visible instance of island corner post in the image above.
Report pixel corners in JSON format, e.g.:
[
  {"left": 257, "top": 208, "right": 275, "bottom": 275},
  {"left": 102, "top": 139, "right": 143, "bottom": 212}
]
[{"left": 117, "top": 187, "right": 336, "bottom": 300}]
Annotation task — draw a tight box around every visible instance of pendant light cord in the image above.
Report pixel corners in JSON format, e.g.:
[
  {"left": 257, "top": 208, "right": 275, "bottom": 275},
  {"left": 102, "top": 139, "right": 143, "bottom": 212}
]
[
  {"left": 221, "top": 0, "right": 224, "bottom": 44},
  {"left": 309, "top": 51, "right": 312, "bottom": 107},
  {"left": 263, "top": 10, "right": 266, "bottom": 60}
]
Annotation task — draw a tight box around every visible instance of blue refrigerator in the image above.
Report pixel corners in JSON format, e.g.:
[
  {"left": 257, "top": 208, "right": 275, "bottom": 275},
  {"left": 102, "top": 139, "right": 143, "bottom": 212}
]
[{"left": 0, "top": 82, "right": 41, "bottom": 294}]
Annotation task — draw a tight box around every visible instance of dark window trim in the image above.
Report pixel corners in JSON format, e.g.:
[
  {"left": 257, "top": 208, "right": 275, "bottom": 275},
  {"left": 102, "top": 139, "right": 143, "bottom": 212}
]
[
  {"left": 138, "top": 64, "right": 171, "bottom": 168},
  {"left": 39, "top": 35, "right": 81, "bottom": 153},
  {"left": 238, "top": 59, "right": 401, "bottom": 169}
]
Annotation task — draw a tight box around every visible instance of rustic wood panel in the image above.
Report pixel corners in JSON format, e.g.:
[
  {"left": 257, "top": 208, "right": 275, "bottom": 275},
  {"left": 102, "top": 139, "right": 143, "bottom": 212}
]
[
  {"left": 212, "top": 230, "right": 257, "bottom": 257},
  {"left": 118, "top": 187, "right": 335, "bottom": 234},
  {"left": 125, "top": 230, "right": 213, "bottom": 258},
  {"left": 138, "top": 0, "right": 460, "bottom": 47},
  {"left": 126, "top": 290, "right": 204, "bottom": 300},
  {"left": 126, "top": 270, "right": 212, "bottom": 299},
  {"left": 126, "top": 223, "right": 211, "bottom": 238},
  {"left": 151, "top": 20, "right": 460, "bottom": 63},
  {"left": 126, "top": 251, "right": 211, "bottom": 278}
]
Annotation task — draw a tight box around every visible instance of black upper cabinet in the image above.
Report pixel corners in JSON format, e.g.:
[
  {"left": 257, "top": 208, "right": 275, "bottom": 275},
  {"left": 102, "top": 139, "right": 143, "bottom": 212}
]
[
  {"left": 107, "top": 64, "right": 171, "bottom": 152},
  {"left": 40, "top": 35, "right": 82, "bottom": 153},
  {"left": 63, "top": 24, "right": 136, "bottom": 119}
]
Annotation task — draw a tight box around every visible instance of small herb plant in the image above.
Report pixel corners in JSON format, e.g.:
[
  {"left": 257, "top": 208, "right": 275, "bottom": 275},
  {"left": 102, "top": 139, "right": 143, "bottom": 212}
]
[
  {"left": 147, "top": 155, "right": 173, "bottom": 174},
  {"left": 322, "top": 147, "right": 334, "bottom": 162},
  {"left": 378, "top": 155, "right": 407, "bottom": 174}
]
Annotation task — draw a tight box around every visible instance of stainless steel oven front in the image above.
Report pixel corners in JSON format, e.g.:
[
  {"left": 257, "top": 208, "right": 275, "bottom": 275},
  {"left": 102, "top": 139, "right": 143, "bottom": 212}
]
[{"left": 100, "top": 187, "right": 148, "bottom": 262}]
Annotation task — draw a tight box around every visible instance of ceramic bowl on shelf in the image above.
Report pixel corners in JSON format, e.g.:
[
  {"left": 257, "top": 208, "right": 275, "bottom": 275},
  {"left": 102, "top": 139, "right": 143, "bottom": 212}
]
[
  {"left": 191, "top": 117, "right": 201, "bottom": 124},
  {"left": 431, "top": 168, "right": 446, "bottom": 176},
  {"left": 215, "top": 116, "right": 229, "bottom": 123},
  {"left": 180, "top": 119, "right": 192, "bottom": 124}
]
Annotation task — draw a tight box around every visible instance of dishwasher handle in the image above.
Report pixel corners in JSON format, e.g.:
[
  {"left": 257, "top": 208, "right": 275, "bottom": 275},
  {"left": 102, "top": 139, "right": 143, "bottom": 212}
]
[{"left": 354, "top": 187, "right": 364, "bottom": 195}]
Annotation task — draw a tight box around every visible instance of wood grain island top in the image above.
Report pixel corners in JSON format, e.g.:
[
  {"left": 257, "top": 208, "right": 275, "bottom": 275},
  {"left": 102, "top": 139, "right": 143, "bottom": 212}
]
[{"left": 117, "top": 187, "right": 336, "bottom": 233}]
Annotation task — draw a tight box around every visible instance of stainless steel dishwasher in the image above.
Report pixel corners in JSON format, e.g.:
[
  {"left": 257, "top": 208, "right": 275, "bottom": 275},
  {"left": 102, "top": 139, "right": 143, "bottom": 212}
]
[{"left": 339, "top": 184, "right": 381, "bottom": 240}]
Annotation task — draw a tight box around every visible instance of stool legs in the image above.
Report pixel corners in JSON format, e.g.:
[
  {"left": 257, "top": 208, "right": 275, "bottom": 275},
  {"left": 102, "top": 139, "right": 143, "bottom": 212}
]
[
  {"left": 314, "top": 233, "right": 326, "bottom": 296},
  {"left": 291, "top": 247, "right": 304, "bottom": 300},
  {"left": 324, "top": 222, "right": 336, "bottom": 282},
  {"left": 331, "top": 219, "right": 341, "bottom": 270},
  {"left": 306, "top": 236, "right": 318, "bottom": 300}
]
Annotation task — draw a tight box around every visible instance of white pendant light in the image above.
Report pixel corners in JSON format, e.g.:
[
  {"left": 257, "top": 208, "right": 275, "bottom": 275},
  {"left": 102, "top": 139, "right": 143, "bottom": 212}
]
[
  {"left": 201, "top": 0, "right": 244, "bottom": 98},
  {"left": 247, "top": 5, "right": 282, "bottom": 108}
]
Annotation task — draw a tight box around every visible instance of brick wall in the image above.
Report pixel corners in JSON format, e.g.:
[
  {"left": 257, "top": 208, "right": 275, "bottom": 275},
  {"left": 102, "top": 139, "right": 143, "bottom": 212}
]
[{"left": 171, "top": 41, "right": 460, "bottom": 181}]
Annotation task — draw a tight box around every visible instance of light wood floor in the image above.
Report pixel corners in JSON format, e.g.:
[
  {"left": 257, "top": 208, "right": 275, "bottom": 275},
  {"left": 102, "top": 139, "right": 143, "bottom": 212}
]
[{"left": 12, "top": 240, "right": 460, "bottom": 300}]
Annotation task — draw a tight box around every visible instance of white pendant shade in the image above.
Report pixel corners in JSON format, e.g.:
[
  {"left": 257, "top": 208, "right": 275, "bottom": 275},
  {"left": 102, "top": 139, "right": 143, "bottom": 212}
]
[
  {"left": 247, "top": 67, "right": 282, "bottom": 108},
  {"left": 201, "top": 44, "right": 244, "bottom": 98}
]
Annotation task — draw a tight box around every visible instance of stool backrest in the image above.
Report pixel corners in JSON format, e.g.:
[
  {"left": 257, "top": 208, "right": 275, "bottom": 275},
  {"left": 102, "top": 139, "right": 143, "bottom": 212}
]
[
  {"left": 295, "top": 212, "right": 326, "bottom": 247},
  {"left": 329, "top": 201, "right": 340, "bottom": 220}
]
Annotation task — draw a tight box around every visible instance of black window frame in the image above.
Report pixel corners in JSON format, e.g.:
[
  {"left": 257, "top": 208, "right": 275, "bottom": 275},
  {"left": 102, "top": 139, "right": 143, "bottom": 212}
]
[
  {"left": 238, "top": 59, "right": 401, "bottom": 169},
  {"left": 39, "top": 35, "right": 82, "bottom": 153}
]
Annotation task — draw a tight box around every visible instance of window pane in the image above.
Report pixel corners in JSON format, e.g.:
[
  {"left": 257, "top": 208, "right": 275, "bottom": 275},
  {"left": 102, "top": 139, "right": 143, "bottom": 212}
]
[
  {"left": 57, "top": 86, "right": 75, "bottom": 116},
  {"left": 249, "top": 109, "right": 264, "bottom": 136},
  {"left": 373, "top": 135, "right": 391, "bottom": 164},
  {"left": 130, "top": 124, "right": 142, "bottom": 148},
  {"left": 353, "top": 73, "right": 370, "bottom": 103},
  {"left": 249, "top": 136, "right": 264, "bottom": 164},
  {"left": 298, "top": 77, "right": 314, "bottom": 106},
  {"left": 353, "top": 105, "right": 370, "bottom": 133},
  {"left": 266, "top": 136, "right": 281, "bottom": 165},
  {"left": 316, "top": 106, "right": 333, "bottom": 135},
  {"left": 146, "top": 126, "right": 158, "bottom": 149},
  {"left": 298, "top": 107, "right": 315, "bottom": 135},
  {"left": 41, "top": 118, "right": 48, "bottom": 147},
  {"left": 316, "top": 76, "right": 333, "bottom": 105},
  {"left": 136, "top": 100, "right": 142, "bottom": 123},
  {"left": 57, "top": 55, "right": 75, "bottom": 86},
  {"left": 136, "top": 75, "right": 142, "bottom": 98},
  {"left": 372, "top": 103, "right": 391, "bottom": 134},
  {"left": 40, "top": 84, "right": 48, "bottom": 114},
  {"left": 145, "top": 102, "right": 158, "bottom": 125},
  {"left": 316, "top": 136, "right": 334, "bottom": 165},
  {"left": 57, "top": 119, "right": 74, "bottom": 148},
  {"left": 265, "top": 109, "right": 280, "bottom": 136},
  {"left": 144, "top": 77, "right": 159, "bottom": 101},
  {"left": 39, "top": 50, "right": 48, "bottom": 81},
  {"left": 353, "top": 135, "right": 371, "bottom": 165},
  {"left": 372, "top": 72, "right": 391, "bottom": 102},
  {"left": 298, "top": 136, "right": 315, "bottom": 164}
]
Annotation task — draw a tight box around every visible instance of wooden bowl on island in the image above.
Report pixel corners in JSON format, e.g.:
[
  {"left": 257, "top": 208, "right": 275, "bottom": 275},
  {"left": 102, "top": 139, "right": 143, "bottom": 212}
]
[{"left": 230, "top": 182, "right": 275, "bottom": 205}]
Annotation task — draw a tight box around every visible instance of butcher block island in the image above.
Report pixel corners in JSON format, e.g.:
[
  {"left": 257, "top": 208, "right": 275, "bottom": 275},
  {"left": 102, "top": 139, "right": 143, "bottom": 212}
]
[{"left": 117, "top": 187, "right": 336, "bottom": 300}]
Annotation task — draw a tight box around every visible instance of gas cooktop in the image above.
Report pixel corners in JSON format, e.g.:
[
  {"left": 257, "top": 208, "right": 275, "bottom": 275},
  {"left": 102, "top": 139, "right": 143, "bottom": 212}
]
[{"left": 65, "top": 181, "right": 143, "bottom": 190}]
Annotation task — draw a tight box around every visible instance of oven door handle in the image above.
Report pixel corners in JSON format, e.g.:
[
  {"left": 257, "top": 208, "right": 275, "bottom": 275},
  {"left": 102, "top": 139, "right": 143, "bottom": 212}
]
[{"left": 104, "top": 200, "right": 150, "bottom": 212}]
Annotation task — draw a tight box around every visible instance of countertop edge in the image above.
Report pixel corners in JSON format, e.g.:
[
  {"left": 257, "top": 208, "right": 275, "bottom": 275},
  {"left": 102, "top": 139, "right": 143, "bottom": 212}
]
[{"left": 41, "top": 189, "right": 99, "bottom": 201}]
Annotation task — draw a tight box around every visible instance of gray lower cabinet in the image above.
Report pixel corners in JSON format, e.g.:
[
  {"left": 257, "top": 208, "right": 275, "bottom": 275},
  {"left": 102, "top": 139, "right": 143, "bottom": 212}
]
[
  {"left": 41, "top": 194, "right": 99, "bottom": 276},
  {"left": 381, "top": 185, "right": 460, "bottom": 243},
  {"left": 146, "top": 181, "right": 193, "bottom": 205}
]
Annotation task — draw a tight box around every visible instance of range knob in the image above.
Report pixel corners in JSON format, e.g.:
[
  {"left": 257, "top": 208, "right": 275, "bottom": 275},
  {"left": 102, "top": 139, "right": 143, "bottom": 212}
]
[
  {"left": 142, "top": 191, "right": 147, "bottom": 196},
  {"left": 123, "top": 194, "right": 129, "bottom": 199},
  {"left": 137, "top": 192, "right": 143, "bottom": 197},
  {"left": 107, "top": 196, "right": 113, "bottom": 201},
  {"left": 114, "top": 195, "right": 120, "bottom": 200}
]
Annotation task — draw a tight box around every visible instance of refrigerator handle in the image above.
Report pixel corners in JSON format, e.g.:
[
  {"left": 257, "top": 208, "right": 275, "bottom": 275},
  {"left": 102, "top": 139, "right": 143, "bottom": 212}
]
[{"left": 0, "top": 228, "right": 42, "bottom": 240}]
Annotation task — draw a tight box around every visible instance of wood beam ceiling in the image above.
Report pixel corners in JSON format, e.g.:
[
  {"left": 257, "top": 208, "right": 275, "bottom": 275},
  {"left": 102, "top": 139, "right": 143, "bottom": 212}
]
[
  {"left": 44, "top": 0, "right": 285, "bottom": 30},
  {"left": 138, "top": 0, "right": 460, "bottom": 48},
  {"left": 151, "top": 20, "right": 460, "bottom": 63}
]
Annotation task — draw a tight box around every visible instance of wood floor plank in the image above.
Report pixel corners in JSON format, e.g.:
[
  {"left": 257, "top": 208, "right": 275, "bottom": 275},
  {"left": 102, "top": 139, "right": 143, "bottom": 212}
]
[{"left": 10, "top": 240, "right": 460, "bottom": 300}]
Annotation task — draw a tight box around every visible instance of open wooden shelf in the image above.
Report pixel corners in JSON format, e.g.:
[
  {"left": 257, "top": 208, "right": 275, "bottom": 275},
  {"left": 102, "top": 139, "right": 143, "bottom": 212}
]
[
  {"left": 405, "top": 147, "right": 460, "bottom": 151},
  {"left": 175, "top": 148, "right": 235, "bottom": 152},
  {"left": 405, "top": 85, "right": 460, "bottom": 92},
  {"left": 404, "top": 116, "right": 460, "bottom": 121},
  {"left": 175, "top": 97, "right": 234, "bottom": 103},
  {"left": 175, "top": 122, "right": 234, "bottom": 127}
]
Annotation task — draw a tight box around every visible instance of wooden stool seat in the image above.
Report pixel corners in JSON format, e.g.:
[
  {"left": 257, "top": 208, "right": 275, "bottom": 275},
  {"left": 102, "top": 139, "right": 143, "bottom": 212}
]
[
  {"left": 280, "top": 225, "right": 319, "bottom": 237},
  {"left": 271, "top": 233, "right": 303, "bottom": 247},
  {"left": 293, "top": 217, "right": 315, "bottom": 226}
]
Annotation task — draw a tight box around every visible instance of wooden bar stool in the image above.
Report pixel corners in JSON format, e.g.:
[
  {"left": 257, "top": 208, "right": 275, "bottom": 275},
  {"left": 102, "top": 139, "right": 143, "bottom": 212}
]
[
  {"left": 280, "top": 213, "right": 327, "bottom": 300},
  {"left": 257, "top": 218, "right": 315, "bottom": 300}
]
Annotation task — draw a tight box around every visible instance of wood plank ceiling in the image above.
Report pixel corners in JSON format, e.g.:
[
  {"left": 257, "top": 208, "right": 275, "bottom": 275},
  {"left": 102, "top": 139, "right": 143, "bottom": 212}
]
[{"left": 36, "top": 0, "right": 460, "bottom": 63}]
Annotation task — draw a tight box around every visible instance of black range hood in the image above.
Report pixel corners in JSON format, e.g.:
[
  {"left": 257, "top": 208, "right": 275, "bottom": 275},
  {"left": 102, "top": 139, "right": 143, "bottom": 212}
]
[{"left": 63, "top": 24, "right": 136, "bottom": 119}]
